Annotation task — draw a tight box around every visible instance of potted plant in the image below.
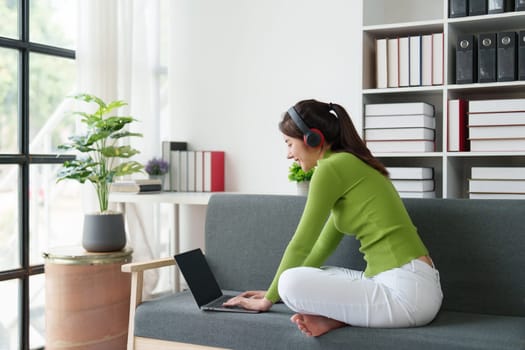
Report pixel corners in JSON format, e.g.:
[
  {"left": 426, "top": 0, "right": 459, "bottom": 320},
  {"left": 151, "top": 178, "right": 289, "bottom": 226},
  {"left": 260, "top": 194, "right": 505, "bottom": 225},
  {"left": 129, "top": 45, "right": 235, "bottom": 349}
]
[
  {"left": 288, "top": 162, "right": 315, "bottom": 196},
  {"left": 57, "top": 93, "right": 144, "bottom": 252},
  {"left": 145, "top": 157, "right": 169, "bottom": 187}
]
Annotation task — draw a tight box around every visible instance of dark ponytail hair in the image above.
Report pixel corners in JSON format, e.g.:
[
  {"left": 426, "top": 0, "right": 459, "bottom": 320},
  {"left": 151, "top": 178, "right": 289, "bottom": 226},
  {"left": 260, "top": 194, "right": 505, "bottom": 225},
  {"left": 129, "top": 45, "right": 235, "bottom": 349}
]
[{"left": 279, "top": 99, "right": 389, "bottom": 177}]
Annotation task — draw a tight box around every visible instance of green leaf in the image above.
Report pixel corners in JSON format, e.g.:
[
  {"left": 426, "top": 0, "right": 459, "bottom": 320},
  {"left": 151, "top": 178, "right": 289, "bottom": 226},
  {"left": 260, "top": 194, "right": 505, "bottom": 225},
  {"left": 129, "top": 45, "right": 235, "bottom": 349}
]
[
  {"left": 112, "top": 161, "right": 144, "bottom": 177},
  {"left": 56, "top": 158, "right": 98, "bottom": 184},
  {"left": 72, "top": 93, "right": 106, "bottom": 109},
  {"left": 100, "top": 145, "right": 141, "bottom": 158},
  {"left": 288, "top": 162, "right": 315, "bottom": 182},
  {"left": 111, "top": 131, "right": 143, "bottom": 139},
  {"left": 104, "top": 99, "right": 127, "bottom": 112}
]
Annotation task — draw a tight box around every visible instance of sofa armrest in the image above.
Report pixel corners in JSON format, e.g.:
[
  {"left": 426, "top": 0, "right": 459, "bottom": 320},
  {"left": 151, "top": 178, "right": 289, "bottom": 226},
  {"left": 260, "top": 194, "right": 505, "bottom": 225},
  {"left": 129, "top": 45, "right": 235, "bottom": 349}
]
[
  {"left": 121, "top": 257, "right": 176, "bottom": 350},
  {"left": 122, "top": 257, "right": 175, "bottom": 273}
]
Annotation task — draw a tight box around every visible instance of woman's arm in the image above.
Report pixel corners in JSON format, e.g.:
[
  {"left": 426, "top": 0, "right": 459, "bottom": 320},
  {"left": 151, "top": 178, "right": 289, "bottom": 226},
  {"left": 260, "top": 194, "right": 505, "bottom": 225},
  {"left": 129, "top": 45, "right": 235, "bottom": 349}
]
[
  {"left": 265, "top": 161, "right": 345, "bottom": 303},
  {"left": 302, "top": 216, "right": 345, "bottom": 268}
]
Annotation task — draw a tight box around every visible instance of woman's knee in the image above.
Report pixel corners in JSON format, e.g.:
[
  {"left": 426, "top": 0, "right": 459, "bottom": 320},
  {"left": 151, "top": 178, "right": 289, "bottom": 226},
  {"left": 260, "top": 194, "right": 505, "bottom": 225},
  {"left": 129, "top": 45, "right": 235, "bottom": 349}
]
[{"left": 277, "top": 267, "right": 316, "bottom": 301}]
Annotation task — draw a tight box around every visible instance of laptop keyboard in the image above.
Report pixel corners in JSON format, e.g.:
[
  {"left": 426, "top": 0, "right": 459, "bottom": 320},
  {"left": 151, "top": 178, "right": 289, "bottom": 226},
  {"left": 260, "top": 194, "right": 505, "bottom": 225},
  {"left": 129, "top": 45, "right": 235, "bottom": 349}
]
[{"left": 206, "top": 294, "right": 235, "bottom": 308}]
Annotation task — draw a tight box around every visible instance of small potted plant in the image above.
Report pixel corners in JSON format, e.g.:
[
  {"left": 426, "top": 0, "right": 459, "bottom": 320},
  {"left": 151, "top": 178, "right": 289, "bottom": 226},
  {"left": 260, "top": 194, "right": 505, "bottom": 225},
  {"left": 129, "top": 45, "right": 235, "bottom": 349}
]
[
  {"left": 57, "top": 93, "right": 144, "bottom": 252},
  {"left": 145, "top": 157, "right": 169, "bottom": 187},
  {"left": 145, "top": 157, "right": 169, "bottom": 177},
  {"left": 288, "top": 162, "right": 315, "bottom": 196}
]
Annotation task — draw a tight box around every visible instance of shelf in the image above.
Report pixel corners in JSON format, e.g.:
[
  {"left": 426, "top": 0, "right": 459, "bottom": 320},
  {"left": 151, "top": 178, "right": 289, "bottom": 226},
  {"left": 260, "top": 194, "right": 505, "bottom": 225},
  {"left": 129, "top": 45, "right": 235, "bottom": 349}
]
[
  {"left": 448, "top": 81, "right": 525, "bottom": 91},
  {"left": 446, "top": 152, "right": 525, "bottom": 158},
  {"left": 362, "top": 1, "right": 525, "bottom": 199},
  {"left": 447, "top": 11, "right": 525, "bottom": 33},
  {"left": 375, "top": 152, "right": 443, "bottom": 158},
  {"left": 377, "top": 152, "right": 525, "bottom": 161},
  {"left": 363, "top": 86, "right": 443, "bottom": 95},
  {"left": 365, "top": 82, "right": 525, "bottom": 97},
  {"left": 363, "top": 20, "right": 444, "bottom": 36}
]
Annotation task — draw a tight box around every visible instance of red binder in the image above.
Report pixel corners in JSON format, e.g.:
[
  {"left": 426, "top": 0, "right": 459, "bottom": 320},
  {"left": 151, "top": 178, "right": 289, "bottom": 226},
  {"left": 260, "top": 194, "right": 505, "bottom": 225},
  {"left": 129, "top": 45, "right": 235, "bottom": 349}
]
[
  {"left": 448, "top": 99, "right": 469, "bottom": 152},
  {"left": 204, "top": 151, "right": 225, "bottom": 192}
]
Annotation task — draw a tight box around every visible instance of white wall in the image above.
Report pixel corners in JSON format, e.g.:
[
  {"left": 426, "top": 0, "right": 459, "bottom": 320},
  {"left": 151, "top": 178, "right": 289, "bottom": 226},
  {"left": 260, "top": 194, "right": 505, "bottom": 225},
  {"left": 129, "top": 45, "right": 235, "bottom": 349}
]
[
  {"left": 167, "top": 0, "right": 363, "bottom": 249},
  {"left": 169, "top": 0, "right": 363, "bottom": 194}
]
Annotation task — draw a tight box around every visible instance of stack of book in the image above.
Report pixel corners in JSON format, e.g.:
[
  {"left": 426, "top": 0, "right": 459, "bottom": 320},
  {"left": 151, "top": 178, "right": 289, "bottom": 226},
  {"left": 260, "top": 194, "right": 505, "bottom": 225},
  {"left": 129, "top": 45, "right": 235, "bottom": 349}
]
[
  {"left": 375, "top": 33, "right": 443, "bottom": 88},
  {"left": 364, "top": 102, "right": 435, "bottom": 153},
  {"left": 161, "top": 141, "right": 188, "bottom": 191},
  {"left": 468, "top": 98, "right": 525, "bottom": 151},
  {"left": 110, "top": 179, "right": 162, "bottom": 194},
  {"left": 388, "top": 167, "right": 435, "bottom": 198},
  {"left": 469, "top": 167, "right": 525, "bottom": 199},
  {"left": 161, "top": 141, "right": 225, "bottom": 192}
]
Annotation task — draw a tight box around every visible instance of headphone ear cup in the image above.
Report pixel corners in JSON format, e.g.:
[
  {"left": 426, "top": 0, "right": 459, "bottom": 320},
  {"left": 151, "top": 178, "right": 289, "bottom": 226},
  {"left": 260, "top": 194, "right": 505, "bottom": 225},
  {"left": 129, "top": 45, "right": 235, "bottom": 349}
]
[{"left": 304, "top": 128, "right": 324, "bottom": 148}]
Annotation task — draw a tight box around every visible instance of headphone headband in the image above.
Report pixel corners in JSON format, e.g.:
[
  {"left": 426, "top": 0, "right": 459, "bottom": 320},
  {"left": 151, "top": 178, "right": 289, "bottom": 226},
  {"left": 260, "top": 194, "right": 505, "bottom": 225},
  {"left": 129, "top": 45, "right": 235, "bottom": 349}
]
[
  {"left": 287, "top": 106, "right": 324, "bottom": 148},
  {"left": 287, "top": 107, "right": 310, "bottom": 135}
]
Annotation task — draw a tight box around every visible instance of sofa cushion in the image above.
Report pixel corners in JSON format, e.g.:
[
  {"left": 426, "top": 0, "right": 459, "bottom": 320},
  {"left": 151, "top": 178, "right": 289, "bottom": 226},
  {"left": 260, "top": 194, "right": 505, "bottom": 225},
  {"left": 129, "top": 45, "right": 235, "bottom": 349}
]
[
  {"left": 403, "top": 199, "right": 525, "bottom": 317},
  {"left": 134, "top": 290, "right": 525, "bottom": 350}
]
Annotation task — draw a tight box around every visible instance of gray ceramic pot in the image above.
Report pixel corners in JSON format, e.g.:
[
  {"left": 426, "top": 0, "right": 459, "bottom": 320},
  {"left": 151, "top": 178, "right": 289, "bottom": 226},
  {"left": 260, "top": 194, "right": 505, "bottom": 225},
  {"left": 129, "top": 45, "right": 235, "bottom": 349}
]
[{"left": 82, "top": 212, "right": 126, "bottom": 252}]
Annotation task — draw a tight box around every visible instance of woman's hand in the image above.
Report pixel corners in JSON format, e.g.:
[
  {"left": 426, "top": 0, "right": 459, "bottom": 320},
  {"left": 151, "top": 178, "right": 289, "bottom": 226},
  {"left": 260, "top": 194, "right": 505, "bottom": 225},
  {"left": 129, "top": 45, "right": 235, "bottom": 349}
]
[{"left": 223, "top": 290, "right": 273, "bottom": 312}]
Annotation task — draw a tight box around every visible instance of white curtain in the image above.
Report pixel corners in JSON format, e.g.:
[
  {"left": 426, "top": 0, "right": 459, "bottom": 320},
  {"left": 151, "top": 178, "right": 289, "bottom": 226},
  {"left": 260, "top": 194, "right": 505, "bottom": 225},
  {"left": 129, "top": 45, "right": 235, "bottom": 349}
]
[{"left": 76, "top": 0, "right": 165, "bottom": 297}]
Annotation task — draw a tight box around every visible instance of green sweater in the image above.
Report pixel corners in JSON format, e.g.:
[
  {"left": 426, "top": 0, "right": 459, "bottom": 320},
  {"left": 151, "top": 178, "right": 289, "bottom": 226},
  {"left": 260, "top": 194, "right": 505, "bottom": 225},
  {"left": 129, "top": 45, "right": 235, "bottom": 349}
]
[{"left": 266, "top": 150, "right": 429, "bottom": 303}]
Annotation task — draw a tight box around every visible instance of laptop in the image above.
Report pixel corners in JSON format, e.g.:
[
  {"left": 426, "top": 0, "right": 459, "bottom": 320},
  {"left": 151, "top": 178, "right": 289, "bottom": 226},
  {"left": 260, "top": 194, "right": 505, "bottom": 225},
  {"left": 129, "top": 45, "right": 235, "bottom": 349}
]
[{"left": 174, "top": 248, "right": 259, "bottom": 313}]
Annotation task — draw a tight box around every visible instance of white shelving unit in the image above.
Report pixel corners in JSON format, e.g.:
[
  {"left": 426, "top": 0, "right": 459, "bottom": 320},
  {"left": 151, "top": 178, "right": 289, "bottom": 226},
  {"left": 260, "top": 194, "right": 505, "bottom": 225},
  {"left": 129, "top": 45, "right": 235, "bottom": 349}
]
[{"left": 362, "top": 0, "right": 525, "bottom": 199}]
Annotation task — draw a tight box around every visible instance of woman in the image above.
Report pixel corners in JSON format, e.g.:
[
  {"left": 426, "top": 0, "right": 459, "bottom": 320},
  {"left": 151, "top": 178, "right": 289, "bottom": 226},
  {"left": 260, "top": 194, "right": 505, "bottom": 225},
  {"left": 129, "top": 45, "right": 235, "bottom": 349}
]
[{"left": 224, "top": 99, "right": 443, "bottom": 337}]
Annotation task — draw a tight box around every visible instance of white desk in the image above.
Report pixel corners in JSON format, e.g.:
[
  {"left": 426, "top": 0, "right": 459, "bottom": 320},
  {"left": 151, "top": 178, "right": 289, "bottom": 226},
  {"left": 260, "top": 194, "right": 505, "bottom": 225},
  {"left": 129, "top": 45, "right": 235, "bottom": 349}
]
[
  {"left": 109, "top": 192, "right": 214, "bottom": 290},
  {"left": 109, "top": 191, "right": 213, "bottom": 205}
]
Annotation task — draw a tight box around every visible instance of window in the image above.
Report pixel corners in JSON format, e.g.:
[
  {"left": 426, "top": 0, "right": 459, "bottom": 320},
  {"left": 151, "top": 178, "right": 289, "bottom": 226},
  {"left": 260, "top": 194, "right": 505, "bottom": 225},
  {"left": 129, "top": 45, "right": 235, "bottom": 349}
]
[{"left": 0, "top": 1, "right": 79, "bottom": 349}]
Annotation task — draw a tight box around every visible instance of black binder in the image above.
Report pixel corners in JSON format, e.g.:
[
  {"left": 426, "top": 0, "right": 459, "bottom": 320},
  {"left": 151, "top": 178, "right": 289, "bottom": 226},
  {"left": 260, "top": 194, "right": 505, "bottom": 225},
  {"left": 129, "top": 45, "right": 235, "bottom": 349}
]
[
  {"left": 450, "top": 0, "right": 468, "bottom": 17},
  {"left": 497, "top": 32, "right": 517, "bottom": 82},
  {"left": 516, "top": 0, "right": 525, "bottom": 10},
  {"left": 519, "top": 31, "right": 525, "bottom": 80},
  {"left": 456, "top": 34, "right": 477, "bottom": 84},
  {"left": 469, "top": 0, "right": 487, "bottom": 15},
  {"left": 488, "top": 0, "right": 514, "bottom": 12},
  {"left": 478, "top": 33, "right": 497, "bottom": 83}
]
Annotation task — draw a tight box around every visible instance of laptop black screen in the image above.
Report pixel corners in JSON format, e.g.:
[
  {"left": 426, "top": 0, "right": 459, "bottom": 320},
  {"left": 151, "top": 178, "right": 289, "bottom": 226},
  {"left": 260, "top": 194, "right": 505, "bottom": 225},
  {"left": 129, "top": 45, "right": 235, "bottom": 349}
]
[{"left": 174, "top": 248, "right": 224, "bottom": 307}]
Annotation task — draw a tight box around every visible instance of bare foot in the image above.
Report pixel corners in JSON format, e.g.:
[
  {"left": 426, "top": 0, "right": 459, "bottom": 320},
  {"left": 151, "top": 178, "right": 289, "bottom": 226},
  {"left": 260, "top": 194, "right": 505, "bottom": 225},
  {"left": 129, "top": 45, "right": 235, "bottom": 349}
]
[{"left": 290, "top": 313, "right": 347, "bottom": 337}]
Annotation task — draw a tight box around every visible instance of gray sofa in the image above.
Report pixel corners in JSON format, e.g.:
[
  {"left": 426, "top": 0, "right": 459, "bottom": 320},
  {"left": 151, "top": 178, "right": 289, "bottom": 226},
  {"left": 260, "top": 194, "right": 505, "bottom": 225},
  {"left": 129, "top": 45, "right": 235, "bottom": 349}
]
[{"left": 122, "top": 194, "right": 525, "bottom": 350}]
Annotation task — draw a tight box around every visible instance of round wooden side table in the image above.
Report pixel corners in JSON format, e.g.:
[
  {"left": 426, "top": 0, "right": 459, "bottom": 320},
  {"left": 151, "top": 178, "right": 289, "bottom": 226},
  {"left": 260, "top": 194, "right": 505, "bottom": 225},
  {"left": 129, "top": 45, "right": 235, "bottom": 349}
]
[{"left": 43, "top": 246, "right": 133, "bottom": 350}]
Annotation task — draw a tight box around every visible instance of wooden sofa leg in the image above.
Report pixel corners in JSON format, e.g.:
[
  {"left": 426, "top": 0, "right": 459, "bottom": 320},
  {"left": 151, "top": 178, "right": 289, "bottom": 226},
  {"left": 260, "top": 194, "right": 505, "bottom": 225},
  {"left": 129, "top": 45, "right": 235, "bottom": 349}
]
[{"left": 127, "top": 270, "right": 144, "bottom": 350}]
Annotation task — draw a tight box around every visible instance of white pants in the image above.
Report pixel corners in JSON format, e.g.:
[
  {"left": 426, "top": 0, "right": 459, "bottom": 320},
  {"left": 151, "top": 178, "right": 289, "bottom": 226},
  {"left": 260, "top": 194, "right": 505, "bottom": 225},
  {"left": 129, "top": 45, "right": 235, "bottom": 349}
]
[{"left": 278, "top": 259, "right": 443, "bottom": 328}]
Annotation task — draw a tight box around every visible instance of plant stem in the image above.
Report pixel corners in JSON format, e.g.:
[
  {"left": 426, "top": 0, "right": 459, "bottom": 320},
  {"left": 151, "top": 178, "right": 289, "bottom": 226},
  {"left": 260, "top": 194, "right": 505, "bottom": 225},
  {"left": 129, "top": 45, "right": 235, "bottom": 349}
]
[{"left": 96, "top": 182, "right": 109, "bottom": 212}]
